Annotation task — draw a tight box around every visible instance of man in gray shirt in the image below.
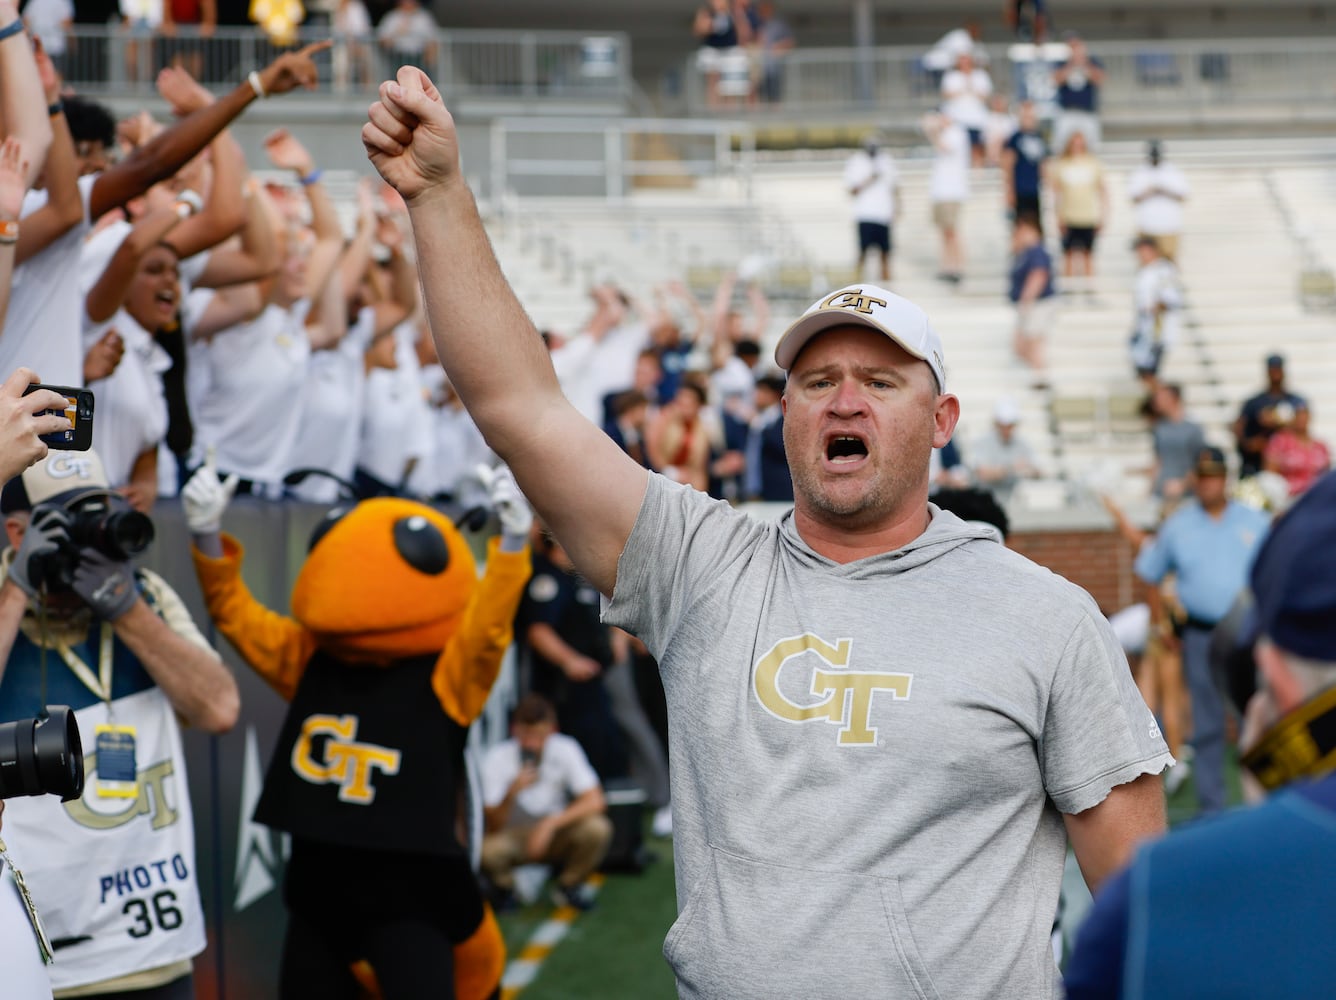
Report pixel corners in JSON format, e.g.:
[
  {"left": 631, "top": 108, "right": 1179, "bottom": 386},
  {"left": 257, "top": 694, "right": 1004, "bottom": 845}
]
[
  {"left": 1150, "top": 382, "right": 1206, "bottom": 505},
  {"left": 364, "top": 70, "right": 1171, "bottom": 999}
]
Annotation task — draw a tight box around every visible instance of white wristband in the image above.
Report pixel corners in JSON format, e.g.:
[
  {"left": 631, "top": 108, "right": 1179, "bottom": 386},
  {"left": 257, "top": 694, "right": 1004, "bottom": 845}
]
[{"left": 248, "top": 70, "right": 267, "bottom": 99}]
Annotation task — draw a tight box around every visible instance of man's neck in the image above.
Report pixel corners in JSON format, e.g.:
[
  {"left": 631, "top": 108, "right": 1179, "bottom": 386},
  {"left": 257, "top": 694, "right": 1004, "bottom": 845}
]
[{"left": 792, "top": 503, "right": 933, "bottom": 565}]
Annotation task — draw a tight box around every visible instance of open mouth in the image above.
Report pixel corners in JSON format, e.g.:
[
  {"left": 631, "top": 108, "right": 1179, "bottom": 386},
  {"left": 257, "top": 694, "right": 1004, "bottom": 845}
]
[{"left": 826, "top": 434, "right": 869, "bottom": 465}]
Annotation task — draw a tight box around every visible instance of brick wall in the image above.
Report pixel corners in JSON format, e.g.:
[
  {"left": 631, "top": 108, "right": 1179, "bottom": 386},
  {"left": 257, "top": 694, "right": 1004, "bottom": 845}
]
[{"left": 1009, "top": 528, "right": 1150, "bottom": 615}]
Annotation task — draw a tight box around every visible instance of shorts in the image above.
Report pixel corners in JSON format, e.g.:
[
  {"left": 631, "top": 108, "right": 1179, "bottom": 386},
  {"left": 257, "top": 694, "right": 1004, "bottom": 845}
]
[
  {"left": 1016, "top": 296, "right": 1059, "bottom": 338},
  {"left": 1062, "top": 226, "right": 1097, "bottom": 252},
  {"left": 966, "top": 127, "right": 984, "bottom": 150},
  {"left": 857, "top": 221, "right": 892, "bottom": 254},
  {"left": 932, "top": 201, "right": 962, "bottom": 230},
  {"left": 1014, "top": 193, "right": 1042, "bottom": 223}
]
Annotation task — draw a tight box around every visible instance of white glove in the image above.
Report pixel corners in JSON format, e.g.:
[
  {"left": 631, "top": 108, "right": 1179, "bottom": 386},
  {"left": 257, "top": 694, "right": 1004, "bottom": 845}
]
[
  {"left": 476, "top": 463, "right": 532, "bottom": 542},
  {"left": 182, "top": 449, "right": 240, "bottom": 535}
]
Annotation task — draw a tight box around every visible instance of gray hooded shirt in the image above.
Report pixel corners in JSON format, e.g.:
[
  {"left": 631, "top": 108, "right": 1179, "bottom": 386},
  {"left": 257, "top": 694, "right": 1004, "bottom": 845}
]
[{"left": 605, "top": 475, "right": 1171, "bottom": 1000}]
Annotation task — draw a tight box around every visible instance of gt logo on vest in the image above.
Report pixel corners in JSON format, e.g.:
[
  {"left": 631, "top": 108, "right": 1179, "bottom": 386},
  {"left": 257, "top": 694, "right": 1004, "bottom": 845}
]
[
  {"left": 65, "top": 755, "right": 179, "bottom": 830},
  {"left": 291, "top": 714, "right": 401, "bottom": 804},
  {"left": 753, "top": 633, "right": 911, "bottom": 746},
  {"left": 820, "top": 289, "right": 887, "bottom": 316}
]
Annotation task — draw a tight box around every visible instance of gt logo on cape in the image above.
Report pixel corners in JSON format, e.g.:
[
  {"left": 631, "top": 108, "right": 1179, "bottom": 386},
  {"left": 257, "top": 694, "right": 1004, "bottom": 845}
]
[
  {"left": 291, "top": 714, "right": 401, "bottom": 804},
  {"left": 754, "top": 634, "right": 911, "bottom": 746}
]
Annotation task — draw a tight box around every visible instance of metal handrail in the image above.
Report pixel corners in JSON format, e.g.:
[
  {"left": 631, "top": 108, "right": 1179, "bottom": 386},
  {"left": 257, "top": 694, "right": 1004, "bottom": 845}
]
[
  {"left": 681, "top": 35, "right": 1336, "bottom": 121},
  {"left": 50, "top": 24, "right": 633, "bottom": 104}
]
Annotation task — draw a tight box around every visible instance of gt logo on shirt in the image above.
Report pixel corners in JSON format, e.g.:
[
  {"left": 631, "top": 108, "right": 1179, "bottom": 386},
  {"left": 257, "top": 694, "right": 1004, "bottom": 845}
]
[
  {"left": 291, "top": 714, "right": 401, "bottom": 804},
  {"left": 753, "top": 633, "right": 911, "bottom": 746}
]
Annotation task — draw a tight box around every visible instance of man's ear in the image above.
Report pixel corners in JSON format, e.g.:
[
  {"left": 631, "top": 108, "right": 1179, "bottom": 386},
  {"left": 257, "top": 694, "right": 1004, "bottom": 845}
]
[{"left": 932, "top": 393, "right": 961, "bottom": 449}]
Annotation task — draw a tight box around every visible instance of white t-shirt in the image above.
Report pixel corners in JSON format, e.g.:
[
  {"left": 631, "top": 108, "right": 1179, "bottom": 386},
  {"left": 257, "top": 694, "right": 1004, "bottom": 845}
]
[
  {"left": 83, "top": 311, "right": 171, "bottom": 487},
  {"left": 376, "top": 7, "right": 436, "bottom": 52},
  {"left": 404, "top": 385, "right": 495, "bottom": 505},
  {"left": 22, "top": 0, "right": 73, "bottom": 56},
  {"left": 4, "top": 175, "right": 97, "bottom": 386},
  {"left": 843, "top": 150, "right": 898, "bottom": 224},
  {"left": 356, "top": 322, "right": 432, "bottom": 488},
  {"left": 550, "top": 320, "right": 648, "bottom": 426},
  {"left": 711, "top": 356, "right": 757, "bottom": 422},
  {"left": 287, "top": 307, "right": 377, "bottom": 503},
  {"left": 479, "top": 733, "right": 601, "bottom": 823},
  {"left": 940, "top": 68, "right": 993, "bottom": 130},
  {"left": 190, "top": 301, "right": 311, "bottom": 485},
  {"left": 1128, "top": 163, "right": 1190, "bottom": 235},
  {"left": 929, "top": 122, "right": 971, "bottom": 203}
]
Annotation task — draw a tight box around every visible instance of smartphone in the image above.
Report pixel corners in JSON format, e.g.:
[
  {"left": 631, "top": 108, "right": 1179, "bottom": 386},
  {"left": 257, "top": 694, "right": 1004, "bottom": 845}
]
[
  {"left": 520, "top": 748, "right": 540, "bottom": 768},
  {"left": 24, "top": 384, "right": 94, "bottom": 451}
]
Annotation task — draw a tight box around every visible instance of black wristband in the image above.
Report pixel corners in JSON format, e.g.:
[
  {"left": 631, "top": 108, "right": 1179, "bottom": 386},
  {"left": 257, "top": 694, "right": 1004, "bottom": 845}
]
[{"left": 48, "top": 100, "right": 63, "bottom": 117}]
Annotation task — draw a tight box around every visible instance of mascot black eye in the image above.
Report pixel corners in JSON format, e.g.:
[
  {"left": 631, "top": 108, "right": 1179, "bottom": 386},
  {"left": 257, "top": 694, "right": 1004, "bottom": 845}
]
[
  {"left": 394, "top": 515, "right": 450, "bottom": 575},
  {"left": 308, "top": 505, "right": 352, "bottom": 553}
]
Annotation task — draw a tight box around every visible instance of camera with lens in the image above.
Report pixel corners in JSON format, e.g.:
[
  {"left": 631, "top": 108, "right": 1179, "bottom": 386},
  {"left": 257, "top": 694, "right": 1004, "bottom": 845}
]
[
  {"left": 0, "top": 706, "right": 84, "bottom": 801},
  {"left": 29, "top": 494, "right": 155, "bottom": 592}
]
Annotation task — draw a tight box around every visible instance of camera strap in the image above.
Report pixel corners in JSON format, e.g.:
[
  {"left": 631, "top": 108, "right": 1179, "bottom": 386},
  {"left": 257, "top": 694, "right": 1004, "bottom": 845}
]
[{"left": 0, "top": 837, "right": 55, "bottom": 964}]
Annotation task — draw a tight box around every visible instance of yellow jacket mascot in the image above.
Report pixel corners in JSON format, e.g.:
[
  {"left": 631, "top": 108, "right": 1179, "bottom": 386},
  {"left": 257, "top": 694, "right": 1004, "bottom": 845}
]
[{"left": 186, "top": 459, "right": 531, "bottom": 1000}]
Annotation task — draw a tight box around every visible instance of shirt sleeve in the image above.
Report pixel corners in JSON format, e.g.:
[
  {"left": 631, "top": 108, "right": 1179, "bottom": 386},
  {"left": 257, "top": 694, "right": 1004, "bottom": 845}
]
[
  {"left": 1041, "top": 606, "right": 1173, "bottom": 814},
  {"left": 1133, "top": 528, "right": 1173, "bottom": 585},
  {"left": 559, "top": 736, "right": 602, "bottom": 798}
]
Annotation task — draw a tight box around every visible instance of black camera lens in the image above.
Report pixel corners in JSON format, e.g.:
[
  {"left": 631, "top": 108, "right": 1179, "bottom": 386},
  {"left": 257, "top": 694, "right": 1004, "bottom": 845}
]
[
  {"left": 0, "top": 706, "right": 85, "bottom": 801},
  {"left": 101, "top": 509, "right": 154, "bottom": 560},
  {"left": 77, "top": 395, "right": 94, "bottom": 420}
]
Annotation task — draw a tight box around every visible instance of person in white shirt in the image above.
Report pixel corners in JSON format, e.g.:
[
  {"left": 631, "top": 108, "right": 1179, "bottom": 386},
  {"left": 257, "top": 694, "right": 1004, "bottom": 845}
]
[
  {"left": 376, "top": 0, "right": 438, "bottom": 70},
  {"left": 80, "top": 196, "right": 198, "bottom": 509},
  {"left": 189, "top": 129, "right": 342, "bottom": 496},
  {"left": 843, "top": 135, "right": 900, "bottom": 282},
  {"left": 479, "top": 693, "right": 613, "bottom": 912},
  {"left": 4, "top": 44, "right": 325, "bottom": 389},
  {"left": 925, "top": 112, "right": 971, "bottom": 284},
  {"left": 1128, "top": 140, "right": 1190, "bottom": 262},
  {"left": 288, "top": 185, "right": 414, "bottom": 503},
  {"left": 355, "top": 319, "right": 433, "bottom": 495},
  {"left": 1129, "top": 234, "right": 1184, "bottom": 384},
  {"left": 549, "top": 284, "right": 648, "bottom": 426},
  {"left": 939, "top": 50, "right": 992, "bottom": 167}
]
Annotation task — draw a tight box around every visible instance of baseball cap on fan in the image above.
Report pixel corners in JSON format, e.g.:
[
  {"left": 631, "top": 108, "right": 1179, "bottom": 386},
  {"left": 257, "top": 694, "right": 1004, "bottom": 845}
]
[
  {"left": 0, "top": 450, "right": 113, "bottom": 514},
  {"left": 773, "top": 285, "right": 947, "bottom": 393}
]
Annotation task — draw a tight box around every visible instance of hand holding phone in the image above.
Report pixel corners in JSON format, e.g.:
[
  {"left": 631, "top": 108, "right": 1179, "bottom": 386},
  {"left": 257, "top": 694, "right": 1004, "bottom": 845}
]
[
  {"left": 21, "top": 382, "right": 94, "bottom": 451},
  {"left": 0, "top": 370, "right": 84, "bottom": 482}
]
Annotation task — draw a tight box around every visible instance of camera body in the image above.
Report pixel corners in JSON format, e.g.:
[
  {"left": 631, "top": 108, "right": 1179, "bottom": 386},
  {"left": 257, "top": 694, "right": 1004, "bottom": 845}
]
[
  {"left": 29, "top": 493, "right": 155, "bottom": 592},
  {"left": 0, "top": 706, "right": 84, "bottom": 801}
]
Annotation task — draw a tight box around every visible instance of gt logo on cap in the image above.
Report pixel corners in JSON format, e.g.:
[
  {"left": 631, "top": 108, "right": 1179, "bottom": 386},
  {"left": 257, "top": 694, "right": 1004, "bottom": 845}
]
[
  {"left": 47, "top": 453, "right": 98, "bottom": 481},
  {"left": 821, "top": 289, "right": 887, "bottom": 315}
]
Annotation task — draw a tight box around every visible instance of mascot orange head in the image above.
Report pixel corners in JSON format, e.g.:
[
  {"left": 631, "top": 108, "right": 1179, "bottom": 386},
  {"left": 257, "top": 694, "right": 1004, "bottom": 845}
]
[{"left": 291, "top": 497, "right": 479, "bottom": 661}]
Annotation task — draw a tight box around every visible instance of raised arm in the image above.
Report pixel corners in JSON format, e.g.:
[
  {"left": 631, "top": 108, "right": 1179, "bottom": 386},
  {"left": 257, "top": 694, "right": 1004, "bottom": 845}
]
[
  {"left": 363, "top": 68, "right": 646, "bottom": 596},
  {"left": 0, "top": 7, "right": 53, "bottom": 188},
  {"left": 88, "top": 40, "right": 330, "bottom": 221},
  {"left": 155, "top": 65, "right": 248, "bottom": 260},
  {"left": 263, "top": 128, "right": 343, "bottom": 311},
  {"left": 84, "top": 203, "right": 185, "bottom": 324},
  {"left": 14, "top": 41, "right": 81, "bottom": 264}
]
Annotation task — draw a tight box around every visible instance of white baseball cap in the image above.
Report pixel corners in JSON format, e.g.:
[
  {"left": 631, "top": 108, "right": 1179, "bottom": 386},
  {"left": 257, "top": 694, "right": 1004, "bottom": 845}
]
[
  {"left": 1, "top": 450, "right": 112, "bottom": 513},
  {"left": 993, "top": 396, "right": 1021, "bottom": 425},
  {"left": 773, "top": 284, "right": 946, "bottom": 392}
]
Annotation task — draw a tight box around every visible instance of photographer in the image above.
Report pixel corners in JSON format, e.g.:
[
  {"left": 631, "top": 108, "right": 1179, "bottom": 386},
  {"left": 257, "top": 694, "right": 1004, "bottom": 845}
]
[{"left": 0, "top": 448, "right": 237, "bottom": 1000}]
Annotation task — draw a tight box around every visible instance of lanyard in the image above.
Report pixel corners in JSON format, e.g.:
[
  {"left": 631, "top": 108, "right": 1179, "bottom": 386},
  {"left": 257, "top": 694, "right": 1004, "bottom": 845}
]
[{"left": 53, "top": 622, "right": 115, "bottom": 705}]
